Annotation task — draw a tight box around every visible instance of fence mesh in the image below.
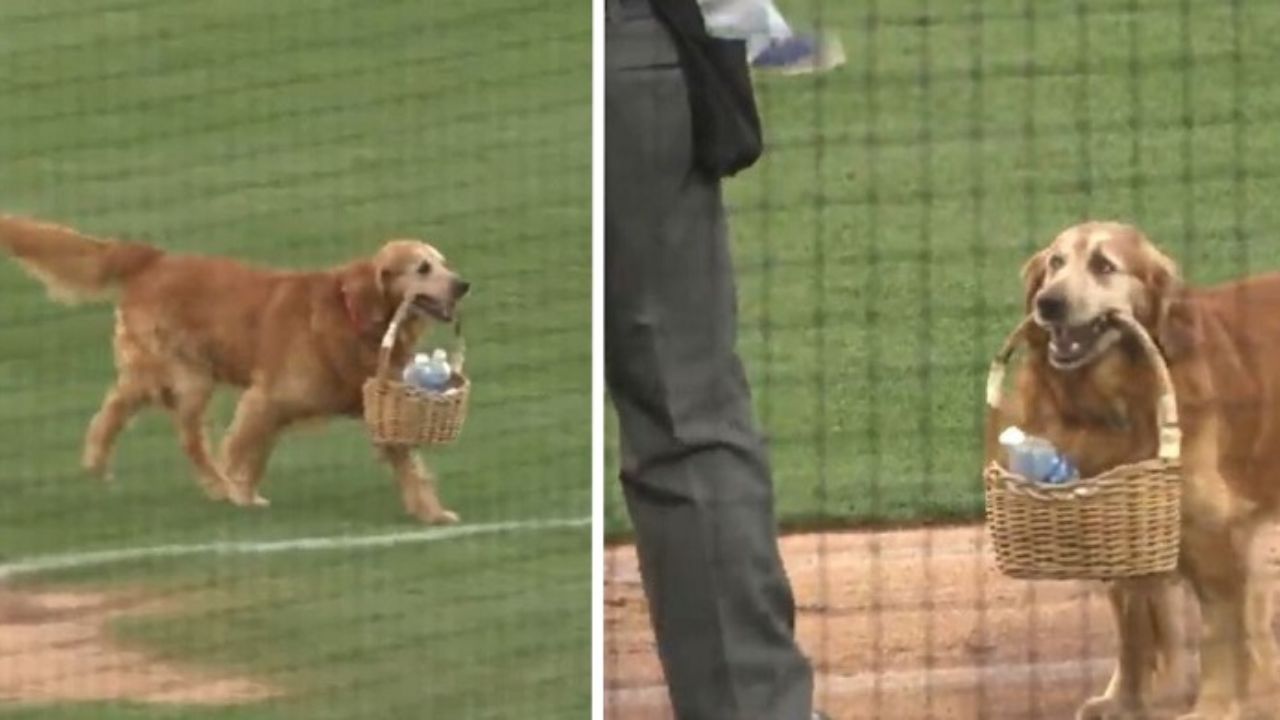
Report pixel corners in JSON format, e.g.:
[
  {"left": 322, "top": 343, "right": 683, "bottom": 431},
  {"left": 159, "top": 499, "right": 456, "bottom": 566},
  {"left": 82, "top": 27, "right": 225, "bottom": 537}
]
[
  {"left": 605, "top": 0, "right": 1278, "bottom": 717},
  {"left": 0, "top": 1, "right": 589, "bottom": 717}
]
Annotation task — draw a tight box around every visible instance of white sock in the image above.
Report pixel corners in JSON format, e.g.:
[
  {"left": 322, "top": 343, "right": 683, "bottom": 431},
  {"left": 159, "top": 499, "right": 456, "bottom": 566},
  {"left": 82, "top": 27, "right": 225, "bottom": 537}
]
[
  {"left": 748, "top": 3, "right": 793, "bottom": 59},
  {"left": 697, "top": 0, "right": 793, "bottom": 55}
]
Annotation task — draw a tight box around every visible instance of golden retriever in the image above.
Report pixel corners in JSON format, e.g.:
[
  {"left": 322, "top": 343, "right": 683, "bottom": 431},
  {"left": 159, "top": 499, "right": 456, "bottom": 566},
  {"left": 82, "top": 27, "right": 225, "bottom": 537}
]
[
  {"left": 0, "top": 214, "right": 470, "bottom": 524},
  {"left": 991, "top": 220, "right": 1280, "bottom": 719}
]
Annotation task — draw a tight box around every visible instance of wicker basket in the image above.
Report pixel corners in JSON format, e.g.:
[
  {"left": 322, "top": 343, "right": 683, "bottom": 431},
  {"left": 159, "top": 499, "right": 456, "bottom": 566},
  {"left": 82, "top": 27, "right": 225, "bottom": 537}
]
[
  {"left": 362, "top": 301, "right": 470, "bottom": 446},
  {"left": 983, "top": 312, "right": 1182, "bottom": 580}
]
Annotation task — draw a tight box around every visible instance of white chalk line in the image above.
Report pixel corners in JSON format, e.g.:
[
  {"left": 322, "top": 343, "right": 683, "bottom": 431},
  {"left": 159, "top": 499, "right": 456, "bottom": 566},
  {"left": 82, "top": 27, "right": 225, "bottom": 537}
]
[
  {"left": 0, "top": 516, "right": 589, "bottom": 581},
  {"left": 608, "top": 657, "right": 1113, "bottom": 707}
]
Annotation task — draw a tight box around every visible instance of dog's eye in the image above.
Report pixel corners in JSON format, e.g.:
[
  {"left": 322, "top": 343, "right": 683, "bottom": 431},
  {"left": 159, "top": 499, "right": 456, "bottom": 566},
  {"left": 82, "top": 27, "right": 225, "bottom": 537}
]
[
  {"left": 1048, "top": 255, "right": 1065, "bottom": 271},
  {"left": 1091, "top": 256, "right": 1117, "bottom": 275},
  {"left": 417, "top": 261, "right": 432, "bottom": 275}
]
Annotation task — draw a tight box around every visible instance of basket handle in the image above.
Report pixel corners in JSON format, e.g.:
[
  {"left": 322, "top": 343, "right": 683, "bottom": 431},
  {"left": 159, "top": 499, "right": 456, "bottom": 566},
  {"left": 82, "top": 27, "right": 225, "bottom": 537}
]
[
  {"left": 985, "top": 312, "right": 1181, "bottom": 462},
  {"left": 375, "top": 300, "right": 466, "bottom": 382}
]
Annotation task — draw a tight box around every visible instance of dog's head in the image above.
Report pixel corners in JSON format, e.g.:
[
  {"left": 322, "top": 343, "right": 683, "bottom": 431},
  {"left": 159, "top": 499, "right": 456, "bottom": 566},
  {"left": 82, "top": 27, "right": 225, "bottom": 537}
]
[
  {"left": 340, "top": 239, "right": 470, "bottom": 332},
  {"left": 370, "top": 239, "right": 470, "bottom": 322},
  {"left": 1021, "top": 221, "right": 1192, "bottom": 370}
]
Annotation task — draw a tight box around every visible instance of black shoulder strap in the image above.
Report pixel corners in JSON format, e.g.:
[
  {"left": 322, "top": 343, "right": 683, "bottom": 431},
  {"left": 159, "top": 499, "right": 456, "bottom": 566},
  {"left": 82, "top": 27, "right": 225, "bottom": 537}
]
[
  {"left": 648, "top": 0, "right": 765, "bottom": 179},
  {"left": 648, "top": 0, "right": 712, "bottom": 38}
]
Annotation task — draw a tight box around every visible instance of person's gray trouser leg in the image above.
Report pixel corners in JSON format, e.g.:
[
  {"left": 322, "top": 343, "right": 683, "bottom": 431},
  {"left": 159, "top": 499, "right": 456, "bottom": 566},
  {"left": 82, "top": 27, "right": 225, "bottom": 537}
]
[{"left": 605, "top": 4, "right": 814, "bottom": 719}]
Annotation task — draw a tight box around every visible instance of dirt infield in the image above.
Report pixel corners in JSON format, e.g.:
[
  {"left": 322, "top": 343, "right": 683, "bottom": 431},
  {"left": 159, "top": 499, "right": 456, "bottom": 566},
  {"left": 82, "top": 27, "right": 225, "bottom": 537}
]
[
  {"left": 0, "top": 589, "right": 275, "bottom": 705},
  {"left": 605, "top": 525, "right": 1280, "bottom": 720}
]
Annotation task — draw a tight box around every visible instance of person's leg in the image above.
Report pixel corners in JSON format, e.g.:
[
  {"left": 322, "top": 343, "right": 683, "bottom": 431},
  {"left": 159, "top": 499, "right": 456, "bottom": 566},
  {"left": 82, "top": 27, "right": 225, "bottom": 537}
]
[{"left": 605, "top": 3, "right": 814, "bottom": 718}]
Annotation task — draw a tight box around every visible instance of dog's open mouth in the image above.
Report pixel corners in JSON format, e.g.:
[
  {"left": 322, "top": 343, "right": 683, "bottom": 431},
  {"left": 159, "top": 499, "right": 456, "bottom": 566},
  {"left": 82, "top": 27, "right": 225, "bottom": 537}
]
[
  {"left": 1046, "top": 316, "right": 1111, "bottom": 369},
  {"left": 411, "top": 295, "right": 455, "bottom": 322}
]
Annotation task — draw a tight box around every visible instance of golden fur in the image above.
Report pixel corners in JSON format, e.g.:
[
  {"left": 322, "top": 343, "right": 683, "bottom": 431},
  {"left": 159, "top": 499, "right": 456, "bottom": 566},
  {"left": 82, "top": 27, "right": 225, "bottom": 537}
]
[
  {"left": 991, "top": 221, "right": 1280, "bottom": 718},
  {"left": 0, "top": 214, "right": 470, "bottom": 524}
]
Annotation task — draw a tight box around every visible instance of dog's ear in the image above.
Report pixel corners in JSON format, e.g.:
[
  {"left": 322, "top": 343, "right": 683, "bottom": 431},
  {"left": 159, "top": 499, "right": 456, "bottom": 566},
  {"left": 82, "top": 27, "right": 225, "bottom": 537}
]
[
  {"left": 1020, "top": 248, "right": 1050, "bottom": 313},
  {"left": 338, "top": 263, "right": 390, "bottom": 332},
  {"left": 1145, "top": 250, "right": 1196, "bottom": 361}
]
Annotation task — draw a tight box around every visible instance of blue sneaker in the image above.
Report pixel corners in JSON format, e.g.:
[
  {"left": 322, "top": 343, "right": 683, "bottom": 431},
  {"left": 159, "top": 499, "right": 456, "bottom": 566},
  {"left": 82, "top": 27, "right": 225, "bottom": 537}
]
[{"left": 750, "top": 32, "right": 845, "bottom": 75}]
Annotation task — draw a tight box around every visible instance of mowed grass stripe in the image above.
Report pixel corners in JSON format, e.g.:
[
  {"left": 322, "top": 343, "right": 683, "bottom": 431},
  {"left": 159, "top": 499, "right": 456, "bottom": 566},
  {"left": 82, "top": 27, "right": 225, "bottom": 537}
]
[
  {"left": 0, "top": 0, "right": 589, "bottom": 717},
  {"left": 605, "top": 0, "right": 1280, "bottom": 533}
]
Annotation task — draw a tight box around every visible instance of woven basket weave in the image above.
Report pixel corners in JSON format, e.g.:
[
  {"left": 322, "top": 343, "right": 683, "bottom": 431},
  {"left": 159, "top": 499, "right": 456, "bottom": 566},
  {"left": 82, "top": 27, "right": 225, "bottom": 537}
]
[
  {"left": 362, "top": 301, "right": 470, "bottom": 446},
  {"left": 983, "top": 313, "right": 1182, "bottom": 580}
]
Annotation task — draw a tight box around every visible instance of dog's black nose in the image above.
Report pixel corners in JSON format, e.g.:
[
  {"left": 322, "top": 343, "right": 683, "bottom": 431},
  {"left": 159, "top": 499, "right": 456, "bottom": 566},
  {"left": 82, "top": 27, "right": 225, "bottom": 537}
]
[
  {"left": 1036, "top": 294, "right": 1067, "bottom": 322},
  {"left": 452, "top": 279, "right": 471, "bottom": 299}
]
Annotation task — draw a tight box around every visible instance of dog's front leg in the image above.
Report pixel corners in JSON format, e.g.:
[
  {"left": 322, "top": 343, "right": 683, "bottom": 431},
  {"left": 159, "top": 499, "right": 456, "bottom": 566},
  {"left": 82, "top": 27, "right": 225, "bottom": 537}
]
[
  {"left": 221, "top": 387, "right": 283, "bottom": 508},
  {"left": 1247, "top": 578, "right": 1280, "bottom": 711},
  {"left": 1178, "top": 521, "right": 1256, "bottom": 720},
  {"left": 1078, "top": 577, "right": 1185, "bottom": 720},
  {"left": 1182, "top": 590, "right": 1250, "bottom": 720},
  {"left": 378, "top": 445, "right": 458, "bottom": 525},
  {"left": 1173, "top": 464, "right": 1271, "bottom": 720}
]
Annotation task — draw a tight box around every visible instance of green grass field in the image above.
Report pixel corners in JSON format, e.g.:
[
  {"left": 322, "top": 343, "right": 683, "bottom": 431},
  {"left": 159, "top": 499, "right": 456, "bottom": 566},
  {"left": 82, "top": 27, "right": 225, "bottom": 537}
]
[
  {"left": 0, "top": 1, "right": 589, "bottom": 717},
  {"left": 606, "top": 0, "right": 1280, "bottom": 535}
]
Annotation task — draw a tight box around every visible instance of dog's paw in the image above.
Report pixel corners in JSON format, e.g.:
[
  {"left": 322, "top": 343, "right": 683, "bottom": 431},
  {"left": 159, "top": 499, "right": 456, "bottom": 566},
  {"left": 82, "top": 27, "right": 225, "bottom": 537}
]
[
  {"left": 82, "top": 460, "right": 114, "bottom": 483},
  {"left": 1077, "top": 696, "right": 1151, "bottom": 720},
  {"left": 226, "top": 485, "right": 269, "bottom": 508},
  {"left": 202, "top": 481, "right": 230, "bottom": 502},
  {"left": 415, "top": 509, "right": 460, "bottom": 525},
  {"left": 431, "top": 510, "right": 460, "bottom": 525}
]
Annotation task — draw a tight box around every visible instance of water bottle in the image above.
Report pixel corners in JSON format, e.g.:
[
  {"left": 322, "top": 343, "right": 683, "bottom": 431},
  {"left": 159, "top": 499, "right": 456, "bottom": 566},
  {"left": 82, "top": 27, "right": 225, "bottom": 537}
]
[
  {"left": 998, "top": 426, "right": 1078, "bottom": 485},
  {"left": 402, "top": 353, "right": 428, "bottom": 387},
  {"left": 403, "top": 350, "right": 452, "bottom": 393}
]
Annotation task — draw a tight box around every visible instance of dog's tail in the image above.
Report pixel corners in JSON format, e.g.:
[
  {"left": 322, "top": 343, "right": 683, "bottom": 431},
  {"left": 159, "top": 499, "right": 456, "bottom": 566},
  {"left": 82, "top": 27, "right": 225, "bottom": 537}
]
[{"left": 0, "top": 214, "right": 163, "bottom": 304}]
